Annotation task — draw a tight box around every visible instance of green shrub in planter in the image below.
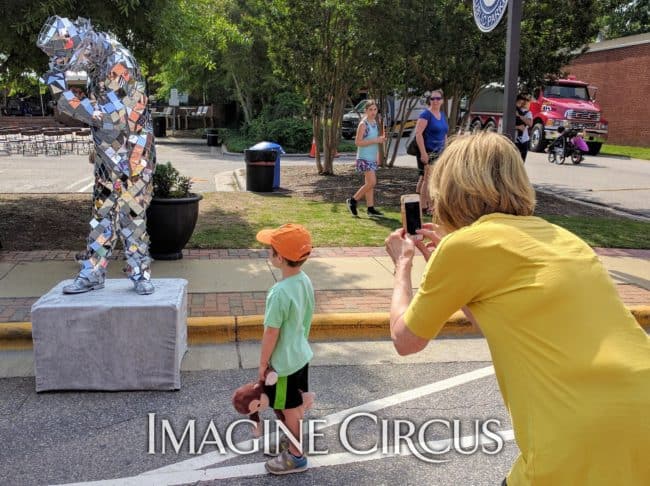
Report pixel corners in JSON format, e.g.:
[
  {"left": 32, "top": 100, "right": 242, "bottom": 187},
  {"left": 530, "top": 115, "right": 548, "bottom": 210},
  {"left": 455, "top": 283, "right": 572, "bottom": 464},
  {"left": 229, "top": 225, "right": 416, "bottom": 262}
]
[
  {"left": 152, "top": 161, "right": 193, "bottom": 198},
  {"left": 147, "top": 161, "right": 202, "bottom": 260}
]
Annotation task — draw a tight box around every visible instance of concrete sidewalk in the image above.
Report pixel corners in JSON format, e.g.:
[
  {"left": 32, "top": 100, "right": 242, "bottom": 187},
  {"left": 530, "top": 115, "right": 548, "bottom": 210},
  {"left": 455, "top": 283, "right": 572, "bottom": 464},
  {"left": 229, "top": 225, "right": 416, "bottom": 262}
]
[{"left": 1, "top": 247, "right": 648, "bottom": 348}]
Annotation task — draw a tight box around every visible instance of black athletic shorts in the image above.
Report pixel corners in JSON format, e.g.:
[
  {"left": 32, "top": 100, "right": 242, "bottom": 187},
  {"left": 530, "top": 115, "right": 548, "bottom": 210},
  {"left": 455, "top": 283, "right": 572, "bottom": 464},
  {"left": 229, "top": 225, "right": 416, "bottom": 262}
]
[
  {"left": 416, "top": 151, "right": 441, "bottom": 176},
  {"left": 265, "top": 363, "right": 309, "bottom": 410}
]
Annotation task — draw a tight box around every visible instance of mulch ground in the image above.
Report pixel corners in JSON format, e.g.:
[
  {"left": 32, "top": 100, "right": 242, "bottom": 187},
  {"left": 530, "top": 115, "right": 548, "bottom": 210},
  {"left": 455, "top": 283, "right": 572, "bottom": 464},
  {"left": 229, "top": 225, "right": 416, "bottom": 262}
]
[
  {"left": 277, "top": 164, "right": 615, "bottom": 218},
  {"left": 0, "top": 164, "right": 621, "bottom": 251}
]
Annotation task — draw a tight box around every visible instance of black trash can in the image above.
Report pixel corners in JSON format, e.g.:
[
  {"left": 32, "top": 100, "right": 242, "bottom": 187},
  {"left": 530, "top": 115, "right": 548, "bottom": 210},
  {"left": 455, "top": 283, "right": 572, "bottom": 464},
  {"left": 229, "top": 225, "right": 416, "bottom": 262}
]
[
  {"left": 153, "top": 116, "right": 166, "bottom": 138},
  {"left": 205, "top": 128, "right": 220, "bottom": 146},
  {"left": 244, "top": 149, "right": 277, "bottom": 192},
  {"left": 207, "top": 134, "right": 220, "bottom": 146}
]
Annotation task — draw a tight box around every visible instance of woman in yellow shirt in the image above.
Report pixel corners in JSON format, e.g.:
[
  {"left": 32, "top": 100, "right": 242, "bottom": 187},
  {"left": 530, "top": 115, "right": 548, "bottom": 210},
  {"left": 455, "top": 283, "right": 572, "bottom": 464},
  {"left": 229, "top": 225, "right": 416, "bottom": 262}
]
[{"left": 385, "top": 132, "right": 650, "bottom": 485}]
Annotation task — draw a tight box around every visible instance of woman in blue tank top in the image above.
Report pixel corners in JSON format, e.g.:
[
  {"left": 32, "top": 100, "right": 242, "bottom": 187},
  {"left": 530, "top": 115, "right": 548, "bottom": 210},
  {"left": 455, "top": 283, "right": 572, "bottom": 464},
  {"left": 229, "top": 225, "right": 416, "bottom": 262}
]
[
  {"left": 414, "top": 89, "right": 448, "bottom": 216},
  {"left": 346, "top": 99, "right": 386, "bottom": 217}
]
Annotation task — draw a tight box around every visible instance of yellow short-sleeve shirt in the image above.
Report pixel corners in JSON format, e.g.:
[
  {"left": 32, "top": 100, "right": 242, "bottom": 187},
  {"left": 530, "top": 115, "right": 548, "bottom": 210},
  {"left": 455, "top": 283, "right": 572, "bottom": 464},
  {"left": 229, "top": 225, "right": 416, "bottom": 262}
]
[{"left": 405, "top": 214, "right": 650, "bottom": 485}]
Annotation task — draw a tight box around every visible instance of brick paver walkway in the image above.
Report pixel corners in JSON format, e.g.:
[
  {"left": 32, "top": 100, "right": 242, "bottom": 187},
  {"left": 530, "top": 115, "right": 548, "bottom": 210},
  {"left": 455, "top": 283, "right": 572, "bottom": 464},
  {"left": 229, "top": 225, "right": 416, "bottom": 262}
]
[
  {"left": 1, "top": 247, "right": 648, "bottom": 263},
  {"left": 0, "top": 248, "right": 647, "bottom": 323}
]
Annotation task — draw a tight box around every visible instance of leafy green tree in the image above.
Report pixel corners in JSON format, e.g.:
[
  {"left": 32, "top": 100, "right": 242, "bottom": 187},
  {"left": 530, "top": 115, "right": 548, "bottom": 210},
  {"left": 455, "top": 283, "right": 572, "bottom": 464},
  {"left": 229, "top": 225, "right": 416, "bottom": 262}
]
[
  {"left": 151, "top": 0, "right": 235, "bottom": 107},
  {"left": 152, "top": 0, "right": 278, "bottom": 124},
  {"left": 259, "top": 0, "right": 369, "bottom": 174},
  {"left": 1, "top": 0, "right": 173, "bottom": 75},
  {"left": 0, "top": 0, "right": 175, "bottom": 106},
  {"left": 599, "top": 0, "right": 649, "bottom": 38},
  {"left": 420, "top": 0, "right": 608, "bottom": 131}
]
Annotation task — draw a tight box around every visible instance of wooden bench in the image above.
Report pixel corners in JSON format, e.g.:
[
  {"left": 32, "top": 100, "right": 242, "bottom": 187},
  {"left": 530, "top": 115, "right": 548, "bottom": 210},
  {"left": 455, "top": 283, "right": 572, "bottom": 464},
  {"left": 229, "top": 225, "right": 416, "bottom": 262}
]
[{"left": 185, "top": 105, "right": 213, "bottom": 129}]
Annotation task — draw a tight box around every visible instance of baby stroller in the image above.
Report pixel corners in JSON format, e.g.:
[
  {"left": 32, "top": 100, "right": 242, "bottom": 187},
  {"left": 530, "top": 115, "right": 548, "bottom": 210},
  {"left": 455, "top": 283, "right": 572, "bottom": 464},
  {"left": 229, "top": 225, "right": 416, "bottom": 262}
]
[{"left": 547, "top": 126, "right": 588, "bottom": 165}]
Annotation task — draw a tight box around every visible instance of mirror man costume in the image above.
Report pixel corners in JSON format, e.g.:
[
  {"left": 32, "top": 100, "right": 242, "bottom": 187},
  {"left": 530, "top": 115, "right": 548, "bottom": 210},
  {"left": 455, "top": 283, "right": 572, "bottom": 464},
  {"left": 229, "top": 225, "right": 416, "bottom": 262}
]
[{"left": 38, "top": 16, "right": 156, "bottom": 295}]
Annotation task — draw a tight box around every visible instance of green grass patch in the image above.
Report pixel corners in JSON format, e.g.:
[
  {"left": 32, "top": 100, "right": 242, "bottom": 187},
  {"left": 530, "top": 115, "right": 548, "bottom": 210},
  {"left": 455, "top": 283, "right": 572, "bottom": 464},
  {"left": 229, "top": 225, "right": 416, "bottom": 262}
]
[
  {"left": 190, "top": 193, "right": 650, "bottom": 249},
  {"left": 191, "top": 193, "right": 403, "bottom": 248},
  {"left": 542, "top": 215, "right": 650, "bottom": 249},
  {"left": 600, "top": 144, "right": 650, "bottom": 161}
]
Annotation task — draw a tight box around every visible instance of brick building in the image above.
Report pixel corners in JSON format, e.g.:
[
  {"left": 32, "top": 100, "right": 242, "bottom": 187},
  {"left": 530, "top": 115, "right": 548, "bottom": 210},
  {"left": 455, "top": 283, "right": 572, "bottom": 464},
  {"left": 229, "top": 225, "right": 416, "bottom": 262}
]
[{"left": 565, "top": 33, "right": 650, "bottom": 147}]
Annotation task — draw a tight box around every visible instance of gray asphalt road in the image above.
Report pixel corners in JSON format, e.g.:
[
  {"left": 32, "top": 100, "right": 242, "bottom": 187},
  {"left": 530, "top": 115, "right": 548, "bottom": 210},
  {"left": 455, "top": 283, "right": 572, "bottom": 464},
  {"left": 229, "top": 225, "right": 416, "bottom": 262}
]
[
  {"left": 1, "top": 139, "right": 648, "bottom": 218},
  {"left": 0, "top": 354, "right": 516, "bottom": 486},
  {"left": 524, "top": 151, "right": 650, "bottom": 219}
]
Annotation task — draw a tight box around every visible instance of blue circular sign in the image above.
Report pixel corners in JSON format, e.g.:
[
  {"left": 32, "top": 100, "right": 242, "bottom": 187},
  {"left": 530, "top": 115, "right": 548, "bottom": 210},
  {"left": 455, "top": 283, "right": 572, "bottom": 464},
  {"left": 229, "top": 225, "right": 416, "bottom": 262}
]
[{"left": 474, "top": 0, "right": 508, "bottom": 33}]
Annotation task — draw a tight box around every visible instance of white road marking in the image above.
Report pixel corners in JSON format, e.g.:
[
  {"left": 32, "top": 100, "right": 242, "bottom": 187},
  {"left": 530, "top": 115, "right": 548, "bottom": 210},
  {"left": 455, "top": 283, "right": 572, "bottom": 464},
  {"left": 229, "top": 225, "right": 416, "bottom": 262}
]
[
  {"left": 144, "top": 365, "right": 495, "bottom": 475},
  {"left": 77, "top": 181, "right": 95, "bottom": 192},
  {"left": 64, "top": 176, "right": 93, "bottom": 192},
  {"left": 59, "top": 429, "right": 515, "bottom": 485},
  {"left": 55, "top": 365, "right": 497, "bottom": 485}
]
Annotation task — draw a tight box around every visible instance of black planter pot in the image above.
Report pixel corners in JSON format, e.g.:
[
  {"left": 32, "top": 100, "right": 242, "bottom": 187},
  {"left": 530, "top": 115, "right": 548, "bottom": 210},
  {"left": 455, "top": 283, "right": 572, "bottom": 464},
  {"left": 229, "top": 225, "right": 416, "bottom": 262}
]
[{"left": 146, "top": 193, "right": 203, "bottom": 260}]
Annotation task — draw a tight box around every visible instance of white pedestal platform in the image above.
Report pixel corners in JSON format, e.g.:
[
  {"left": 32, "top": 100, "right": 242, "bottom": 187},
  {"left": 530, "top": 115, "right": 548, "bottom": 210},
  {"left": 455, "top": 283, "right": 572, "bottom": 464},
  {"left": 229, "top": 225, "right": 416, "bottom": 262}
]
[{"left": 31, "top": 279, "right": 188, "bottom": 392}]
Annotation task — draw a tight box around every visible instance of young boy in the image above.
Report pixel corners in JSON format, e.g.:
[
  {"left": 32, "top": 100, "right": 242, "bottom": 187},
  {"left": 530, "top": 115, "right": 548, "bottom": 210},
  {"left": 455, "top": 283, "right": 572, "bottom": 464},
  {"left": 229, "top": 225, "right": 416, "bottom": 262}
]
[{"left": 255, "top": 223, "right": 315, "bottom": 475}]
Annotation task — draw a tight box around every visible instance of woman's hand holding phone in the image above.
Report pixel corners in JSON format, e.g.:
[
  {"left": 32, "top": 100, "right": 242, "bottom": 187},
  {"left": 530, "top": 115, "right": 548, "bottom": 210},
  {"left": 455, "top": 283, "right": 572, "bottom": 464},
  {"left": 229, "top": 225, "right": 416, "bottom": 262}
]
[
  {"left": 414, "top": 223, "right": 445, "bottom": 261},
  {"left": 384, "top": 228, "right": 415, "bottom": 267}
]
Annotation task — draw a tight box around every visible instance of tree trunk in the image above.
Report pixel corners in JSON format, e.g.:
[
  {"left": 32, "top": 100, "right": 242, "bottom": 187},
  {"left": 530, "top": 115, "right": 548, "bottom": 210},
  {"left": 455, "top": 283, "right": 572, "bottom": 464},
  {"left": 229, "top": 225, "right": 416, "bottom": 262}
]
[
  {"left": 312, "top": 114, "right": 323, "bottom": 174},
  {"left": 383, "top": 94, "right": 419, "bottom": 167},
  {"left": 457, "top": 82, "right": 483, "bottom": 133},
  {"left": 447, "top": 88, "right": 462, "bottom": 134},
  {"left": 231, "top": 73, "right": 251, "bottom": 125},
  {"left": 320, "top": 84, "right": 348, "bottom": 175}
]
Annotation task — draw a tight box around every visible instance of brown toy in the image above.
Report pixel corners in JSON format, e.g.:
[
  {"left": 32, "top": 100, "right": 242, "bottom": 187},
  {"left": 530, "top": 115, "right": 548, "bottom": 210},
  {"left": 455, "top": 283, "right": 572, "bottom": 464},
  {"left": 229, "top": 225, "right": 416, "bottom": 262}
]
[{"left": 232, "top": 374, "right": 316, "bottom": 437}]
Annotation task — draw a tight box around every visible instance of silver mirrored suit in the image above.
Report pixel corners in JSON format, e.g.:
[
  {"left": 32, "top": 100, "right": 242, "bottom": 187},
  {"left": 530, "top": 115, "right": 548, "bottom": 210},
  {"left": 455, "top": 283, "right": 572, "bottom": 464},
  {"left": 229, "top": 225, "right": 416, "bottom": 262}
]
[{"left": 38, "top": 16, "right": 156, "bottom": 295}]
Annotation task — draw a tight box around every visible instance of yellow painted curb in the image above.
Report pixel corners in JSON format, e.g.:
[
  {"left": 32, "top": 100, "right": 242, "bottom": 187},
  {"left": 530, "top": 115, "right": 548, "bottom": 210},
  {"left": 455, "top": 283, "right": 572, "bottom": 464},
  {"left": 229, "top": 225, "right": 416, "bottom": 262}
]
[
  {"left": 0, "top": 322, "right": 33, "bottom": 350},
  {"left": 1, "top": 306, "right": 648, "bottom": 351},
  {"left": 630, "top": 306, "right": 650, "bottom": 328},
  {"left": 187, "top": 316, "right": 236, "bottom": 344}
]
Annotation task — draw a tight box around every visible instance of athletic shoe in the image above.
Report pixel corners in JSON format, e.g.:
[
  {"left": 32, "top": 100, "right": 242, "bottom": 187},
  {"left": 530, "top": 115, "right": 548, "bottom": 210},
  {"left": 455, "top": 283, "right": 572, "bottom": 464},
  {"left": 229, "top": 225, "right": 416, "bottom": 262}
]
[
  {"left": 346, "top": 198, "right": 358, "bottom": 216},
  {"left": 265, "top": 450, "right": 308, "bottom": 475},
  {"left": 263, "top": 435, "right": 290, "bottom": 457},
  {"left": 367, "top": 207, "right": 384, "bottom": 216}
]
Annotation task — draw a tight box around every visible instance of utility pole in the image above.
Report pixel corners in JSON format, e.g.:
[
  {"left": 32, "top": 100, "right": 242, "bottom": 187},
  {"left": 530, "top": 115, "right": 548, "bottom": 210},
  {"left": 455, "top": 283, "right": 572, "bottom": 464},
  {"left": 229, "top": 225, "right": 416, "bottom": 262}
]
[{"left": 502, "top": 0, "right": 522, "bottom": 141}]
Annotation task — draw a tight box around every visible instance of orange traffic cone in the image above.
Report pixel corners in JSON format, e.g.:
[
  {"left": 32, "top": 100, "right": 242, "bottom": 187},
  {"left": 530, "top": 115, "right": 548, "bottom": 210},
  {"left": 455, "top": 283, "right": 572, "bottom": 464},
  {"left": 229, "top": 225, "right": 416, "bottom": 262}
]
[{"left": 309, "top": 138, "right": 316, "bottom": 158}]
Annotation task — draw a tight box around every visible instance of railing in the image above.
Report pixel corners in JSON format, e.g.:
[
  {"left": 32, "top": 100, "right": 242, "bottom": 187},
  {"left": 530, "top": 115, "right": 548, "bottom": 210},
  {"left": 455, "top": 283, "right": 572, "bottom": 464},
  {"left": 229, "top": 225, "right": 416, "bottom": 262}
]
[{"left": 0, "top": 127, "right": 92, "bottom": 156}]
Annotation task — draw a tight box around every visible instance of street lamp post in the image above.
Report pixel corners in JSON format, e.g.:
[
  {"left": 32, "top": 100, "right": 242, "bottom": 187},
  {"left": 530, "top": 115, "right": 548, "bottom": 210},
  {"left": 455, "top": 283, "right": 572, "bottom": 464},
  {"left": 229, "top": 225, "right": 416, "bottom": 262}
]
[{"left": 502, "top": 0, "right": 523, "bottom": 141}]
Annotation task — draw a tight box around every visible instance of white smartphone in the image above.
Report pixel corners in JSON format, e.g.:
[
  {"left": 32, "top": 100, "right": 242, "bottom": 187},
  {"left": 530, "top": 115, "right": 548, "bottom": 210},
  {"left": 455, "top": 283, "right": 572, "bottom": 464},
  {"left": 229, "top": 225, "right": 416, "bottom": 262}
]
[{"left": 400, "top": 194, "right": 422, "bottom": 239}]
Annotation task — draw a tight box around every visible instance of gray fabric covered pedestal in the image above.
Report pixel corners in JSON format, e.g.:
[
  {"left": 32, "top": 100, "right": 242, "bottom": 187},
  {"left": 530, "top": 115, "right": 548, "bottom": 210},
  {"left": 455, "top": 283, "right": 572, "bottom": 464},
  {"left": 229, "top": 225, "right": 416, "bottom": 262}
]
[{"left": 31, "top": 279, "right": 188, "bottom": 392}]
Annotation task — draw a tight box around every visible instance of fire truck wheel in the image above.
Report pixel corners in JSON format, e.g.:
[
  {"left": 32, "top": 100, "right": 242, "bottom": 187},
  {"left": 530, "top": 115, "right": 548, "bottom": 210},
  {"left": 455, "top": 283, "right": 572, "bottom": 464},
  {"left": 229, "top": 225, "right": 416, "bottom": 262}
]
[{"left": 530, "top": 123, "right": 546, "bottom": 152}]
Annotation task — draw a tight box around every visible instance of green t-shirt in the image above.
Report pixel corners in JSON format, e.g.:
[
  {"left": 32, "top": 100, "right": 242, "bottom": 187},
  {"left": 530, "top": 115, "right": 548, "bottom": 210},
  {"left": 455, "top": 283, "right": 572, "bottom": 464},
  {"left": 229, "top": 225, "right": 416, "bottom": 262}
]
[{"left": 264, "top": 271, "right": 314, "bottom": 376}]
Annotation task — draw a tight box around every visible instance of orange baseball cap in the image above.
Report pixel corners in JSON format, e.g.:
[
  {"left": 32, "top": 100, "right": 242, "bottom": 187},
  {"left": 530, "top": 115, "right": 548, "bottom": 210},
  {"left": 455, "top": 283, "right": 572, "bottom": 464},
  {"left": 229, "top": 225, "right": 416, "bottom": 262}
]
[{"left": 256, "top": 224, "right": 312, "bottom": 262}]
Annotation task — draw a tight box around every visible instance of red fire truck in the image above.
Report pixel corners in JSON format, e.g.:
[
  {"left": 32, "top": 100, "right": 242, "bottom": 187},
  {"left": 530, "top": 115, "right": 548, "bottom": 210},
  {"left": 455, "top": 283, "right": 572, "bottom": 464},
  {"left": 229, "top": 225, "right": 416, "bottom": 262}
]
[{"left": 468, "top": 76, "right": 608, "bottom": 155}]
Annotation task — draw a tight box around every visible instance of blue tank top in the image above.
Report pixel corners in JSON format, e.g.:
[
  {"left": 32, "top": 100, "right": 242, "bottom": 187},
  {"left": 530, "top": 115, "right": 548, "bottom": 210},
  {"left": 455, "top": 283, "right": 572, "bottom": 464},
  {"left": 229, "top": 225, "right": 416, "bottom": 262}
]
[
  {"left": 419, "top": 110, "right": 448, "bottom": 152},
  {"left": 357, "top": 120, "right": 379, "bottom": 161}
]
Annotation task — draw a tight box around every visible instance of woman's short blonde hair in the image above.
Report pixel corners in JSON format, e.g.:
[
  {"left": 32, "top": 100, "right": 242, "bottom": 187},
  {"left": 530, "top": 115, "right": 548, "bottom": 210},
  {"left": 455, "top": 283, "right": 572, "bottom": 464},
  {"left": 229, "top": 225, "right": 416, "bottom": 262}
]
[
  {"left": 430, "top": 132, "right": 536, "bottom": 231},
  {"left": 364, "top": 99, "right": 377, "bottom": 111}
]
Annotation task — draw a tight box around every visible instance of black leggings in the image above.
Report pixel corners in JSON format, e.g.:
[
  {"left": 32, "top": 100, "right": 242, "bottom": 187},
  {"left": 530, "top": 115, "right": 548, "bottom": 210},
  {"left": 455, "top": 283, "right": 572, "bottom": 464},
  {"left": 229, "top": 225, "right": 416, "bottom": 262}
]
[{"left": 515, "top": 141, "right": 528, "bottom": 162}]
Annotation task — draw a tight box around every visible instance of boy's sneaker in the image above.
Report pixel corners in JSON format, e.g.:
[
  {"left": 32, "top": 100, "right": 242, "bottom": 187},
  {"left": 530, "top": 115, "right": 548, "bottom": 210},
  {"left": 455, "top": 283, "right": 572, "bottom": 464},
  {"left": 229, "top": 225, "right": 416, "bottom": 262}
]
[
  {"left": 263, "top": 435, "right": 290, "bottom": 457},
  {"left": 367, "top": 207, "right": 383, "bottom": 217},
  {"left": 265, "top": 450, "right": 308, "bottom": 475},
  {"left": 346, "top": 198, "right": 358, "bottom": 216}
]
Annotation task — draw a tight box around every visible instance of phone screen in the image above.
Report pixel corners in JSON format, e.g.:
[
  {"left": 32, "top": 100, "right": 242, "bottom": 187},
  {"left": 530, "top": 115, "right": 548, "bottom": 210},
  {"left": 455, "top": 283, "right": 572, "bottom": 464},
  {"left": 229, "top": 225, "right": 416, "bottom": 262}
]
[{"left": 404, "top": 201, "right": 421, "bottom": 235}]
